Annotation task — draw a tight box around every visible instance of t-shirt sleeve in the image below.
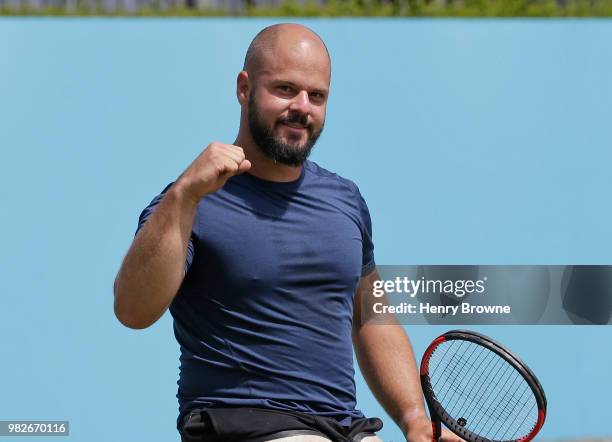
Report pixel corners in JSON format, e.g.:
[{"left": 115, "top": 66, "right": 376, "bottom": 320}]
[
  {"left": 135, "top": 182, "right": 195, "bottom": 274},
  {"left": 355, "top": 187, "right": 376, "bottom": 277}
]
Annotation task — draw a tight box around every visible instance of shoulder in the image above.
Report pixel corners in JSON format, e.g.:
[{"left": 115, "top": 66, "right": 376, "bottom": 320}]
[
  {"left": 139, "top": 182, "right": 174, "bottom": 213},
  {"left": 135, "top": 181, "right": 175, "bottom": 234},
  {"left": 303, "top": 161, "right": 373, "bottom": 227},
  {"left": 303, "top": 160, "right": 362, "bottom": 197}
]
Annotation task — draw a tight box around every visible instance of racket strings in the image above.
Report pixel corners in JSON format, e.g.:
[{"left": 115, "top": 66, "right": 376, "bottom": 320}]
[
  {"left": 427, "top": 340, "right": 539, "bottom": 441},
  {"left": 448, "top": 355, "right": 510, "bottom": 420},
  {"left": 472, "top": 371, "right": 535, "bottom": 438},
  {"left": 437, "top": 353, "right": 536, "bottom": 435},
  {"left": 499, "top": 391, "right": 539, "bottom": 440},
  {"left": 492, "top": 387, "right": 536, "bottom": 440},
  {"left": 435, "top": 346, "right": 511, "bottom": 420}
]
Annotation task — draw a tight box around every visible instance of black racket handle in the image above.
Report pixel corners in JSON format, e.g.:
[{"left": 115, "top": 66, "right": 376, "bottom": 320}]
[
  {"left": 425, "top": 401, "right": 441, "bottom": 442},
  {"left": 432, "top": 419, "right": 441, "bottom": 442}
]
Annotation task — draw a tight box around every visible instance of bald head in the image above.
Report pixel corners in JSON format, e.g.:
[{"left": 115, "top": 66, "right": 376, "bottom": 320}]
[
  {"left": 243, "top": 23, "right": 331, "bottom": 81},
  {"left": 235, "top": 24, "right": 331, "bottom": 167}
]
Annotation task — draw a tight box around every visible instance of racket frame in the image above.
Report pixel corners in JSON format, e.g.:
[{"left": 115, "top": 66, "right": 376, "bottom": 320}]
[{"left": 419, "top": 330, "right": 547, "bottom": 442}]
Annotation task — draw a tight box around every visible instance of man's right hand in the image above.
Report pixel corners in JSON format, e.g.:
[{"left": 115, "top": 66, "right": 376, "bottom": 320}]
[
  {"left": 176, "top": 142, "right": 251, "bottom": 203},
  {"left": 403, "top": 415, "right": 466, "bottom": 442}
]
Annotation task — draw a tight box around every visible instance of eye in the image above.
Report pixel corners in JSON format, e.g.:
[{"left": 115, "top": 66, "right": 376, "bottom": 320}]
[
  {"left": 309, "top": 92, "right": 326, "bottom": 103},
  {"left": 277, "top": 85, "right": 293, "bottom": 94}
]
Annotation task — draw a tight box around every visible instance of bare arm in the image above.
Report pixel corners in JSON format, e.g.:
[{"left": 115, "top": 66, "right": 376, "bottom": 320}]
[
  {"left": 113, "top": 182, "right": 198, "bottom": 329},
  {"left": 352, "top": 269, "right": 463, "bottom": 442},
  {"left": 113, "top": 142, "right": 250, "bottom": 329}
]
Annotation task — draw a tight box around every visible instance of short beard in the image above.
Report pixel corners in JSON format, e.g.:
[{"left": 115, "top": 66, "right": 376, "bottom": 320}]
[{"left": 248, "top": 92, "right": 323, "bottom": 166}]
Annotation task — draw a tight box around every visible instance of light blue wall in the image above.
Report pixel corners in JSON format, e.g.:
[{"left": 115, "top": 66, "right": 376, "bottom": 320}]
[{"left": 1, "top": 18, "right": 611, "bottom": 441}]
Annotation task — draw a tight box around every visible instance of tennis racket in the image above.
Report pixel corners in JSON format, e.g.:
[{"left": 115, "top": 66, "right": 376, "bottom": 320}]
[{"left": 420, "top": 330, "right": 547, "bottom": 442}]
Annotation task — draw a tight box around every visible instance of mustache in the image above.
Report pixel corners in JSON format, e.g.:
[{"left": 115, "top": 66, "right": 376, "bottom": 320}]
[{"left": 278, "top": 112, "right": 311, "bottom": 128}]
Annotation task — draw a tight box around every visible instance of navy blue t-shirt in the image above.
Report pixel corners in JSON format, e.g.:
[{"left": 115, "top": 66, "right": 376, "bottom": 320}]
[{"left": 136, "top": 160, "right": 375, "bottom": 428}]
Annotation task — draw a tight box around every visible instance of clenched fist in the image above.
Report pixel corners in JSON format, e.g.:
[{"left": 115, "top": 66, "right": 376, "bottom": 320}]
[{"left": 176, "top": 142, "right": 251, "bottom": 203}]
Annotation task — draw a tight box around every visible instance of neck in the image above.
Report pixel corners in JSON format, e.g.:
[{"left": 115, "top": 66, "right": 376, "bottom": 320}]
[{"left": 234, "top": 132, "right": 303, "bottom": 183}]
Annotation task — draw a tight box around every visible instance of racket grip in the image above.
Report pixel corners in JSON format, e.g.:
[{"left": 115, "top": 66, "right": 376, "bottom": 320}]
[
  {"left": 431, "top": 419, "right": 441, "bottom": 442},
  {"left": 424, "top": 399, "right": 441, "bottom": 442}
]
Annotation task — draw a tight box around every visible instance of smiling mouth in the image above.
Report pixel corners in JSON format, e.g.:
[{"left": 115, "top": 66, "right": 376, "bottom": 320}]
[{"left": 281, "top": 122, "right": 307, "bottom": 130}]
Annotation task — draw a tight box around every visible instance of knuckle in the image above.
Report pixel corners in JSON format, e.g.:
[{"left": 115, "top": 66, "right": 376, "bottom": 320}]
[{"left": 208, "top": 141, "right": 221, "bottom": 152}]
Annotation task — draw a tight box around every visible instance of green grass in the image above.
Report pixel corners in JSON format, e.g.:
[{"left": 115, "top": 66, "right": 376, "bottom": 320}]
[{"left": 2, "top": 0, "right": 612, "bottom": 16}]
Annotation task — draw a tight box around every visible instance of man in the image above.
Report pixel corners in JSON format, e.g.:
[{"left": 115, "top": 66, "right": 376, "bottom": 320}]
[{"left": 114, "top": 23, "right": 462, "bottom": 442}]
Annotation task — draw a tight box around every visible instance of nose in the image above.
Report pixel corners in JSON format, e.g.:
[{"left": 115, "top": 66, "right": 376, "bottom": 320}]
[{"left": 289, "top": 90, "right": 311, "bottom": 115}]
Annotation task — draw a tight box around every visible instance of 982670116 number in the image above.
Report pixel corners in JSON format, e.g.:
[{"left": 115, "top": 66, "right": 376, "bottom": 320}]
[{"left": 1, "top": 421, "right": 69, "bottom": 436}]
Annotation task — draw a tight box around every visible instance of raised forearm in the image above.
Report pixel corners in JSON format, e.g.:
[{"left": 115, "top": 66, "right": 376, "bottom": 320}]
[{"left": 113, "top": 182, "right": 198, "bottom": 329}]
